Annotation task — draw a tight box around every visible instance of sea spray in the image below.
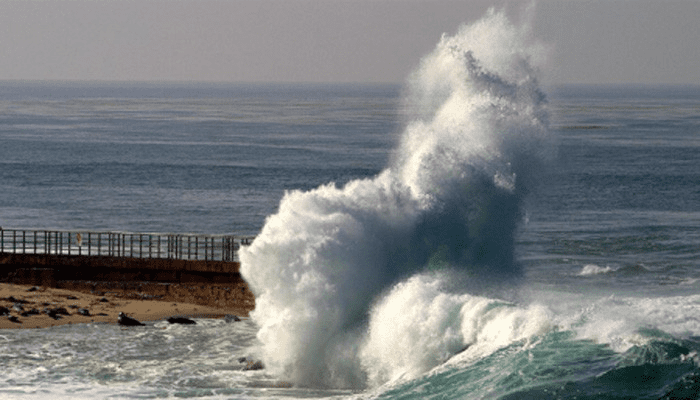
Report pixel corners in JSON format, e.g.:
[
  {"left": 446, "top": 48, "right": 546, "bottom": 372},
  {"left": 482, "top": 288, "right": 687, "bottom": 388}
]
[{"left": 240, "top": 8, "right": 551, "bottom": 388}]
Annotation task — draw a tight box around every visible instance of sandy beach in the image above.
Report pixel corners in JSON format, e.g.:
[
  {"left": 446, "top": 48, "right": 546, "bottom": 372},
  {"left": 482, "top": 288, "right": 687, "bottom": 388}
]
[{"left": 0, "top": 282, "right": 249, "bottom": 329}]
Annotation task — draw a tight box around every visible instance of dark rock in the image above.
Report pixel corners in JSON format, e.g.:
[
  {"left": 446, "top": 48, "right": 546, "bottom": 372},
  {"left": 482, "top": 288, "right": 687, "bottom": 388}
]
[
  {"left": 26, "top": 286, "right": 39, "bottom": 292},
  {"left": 3, "top": 296, "right": 28, "bottom": 304},
  {"left": 66, "top": 295, "right": 78, "bottom": 300},
  {"left": 20, "top": 308, "right": 40, "bottom": 317},
  {"left": 243, "top": 360, "right": 264, "bottom": 371},
  {"left": 53, "top": 307, "right": 70, "bottom": 316},
  {"left": 99, "top": 297, "right": 109, "bottom": 303},
  {"left": 43, "top": 308, "right": 62, "bottom": 320},
  {"left": 0, "top": 306, "right": 9, "bottom": 316},
  {"left": 224, "top": 314, "right": 241, "bottom": 323},
  {"left": 7, "top": 315, "right": 20, "bottom": 324},
  {"left": 166, "top": 316, "right": 196, "bottom": 325},
  {"left": 118, "top": 312, "right": 145, "bottom": 326},
  {"left": 77, "top": 308, "right": 91, "bottom": 316},
  {"left": 96, "top": 312, "right": 108, "bottom": 316}
]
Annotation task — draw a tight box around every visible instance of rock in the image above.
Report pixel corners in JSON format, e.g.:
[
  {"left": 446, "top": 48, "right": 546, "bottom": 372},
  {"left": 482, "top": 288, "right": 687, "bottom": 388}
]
[
  {"left": 7, "top": 315, "right": 20, "bottom": 324},
  {"left": 66, "top": 295, "right": 78, "bottom": 300},
  {"left": 26, "top": 286, "right": 39, "bottom": 292},
  {"left": 12, "top": 303, "right": 24, "bottom": 313},
  {"left": 243, "top": 360, "right": 264, "bottom": 371},
  {"left": 118, "top": 312, "right": 145, "bottom": 326},
  {"left": 0, "top": 306, "right": 9, "bottom": 316},
  {"left": 3, "top": 296, "right": 28, "bottom": 304},
  {"left": 53, "top": 307, "right": 70, "bottom": 316},
  {"left": 166, "top": 316, "right": 196, "bottom": 325},
  {"left": 224, "top": 314, "right": 241, "bottom": 323},
  {"left": 20, "top": 308, "right": 40, "bottom": 317},
  {"left": 78, "top": 308, "right": 91, "bottom": 316},
  {"left": 43, "top": 308, "right": 62, "bottom": 320},
  {"left": 99, "top": 297, "right": 109, "bottom": 303}
]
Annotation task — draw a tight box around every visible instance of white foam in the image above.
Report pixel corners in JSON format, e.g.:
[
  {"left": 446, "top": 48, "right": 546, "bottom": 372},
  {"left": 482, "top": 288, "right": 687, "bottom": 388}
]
[
  {"left": 240, "top": 7, "right": 550, "bottom": 388},
  {"left": 578, "top": 264, "right": 614, "bottom": 276},
  {"left": 360, "top": 273, "right": 552, "bottom": 386}
]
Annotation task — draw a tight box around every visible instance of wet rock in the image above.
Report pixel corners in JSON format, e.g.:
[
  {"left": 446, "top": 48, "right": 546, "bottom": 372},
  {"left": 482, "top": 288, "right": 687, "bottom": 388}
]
[
  {"left": 20, "top": 308, "right": 40, "bottom": 317},
  {"left": 118, "top": 312, "right": 145, "bottom": 326},
  {"left": 3, "top": 296, "right": 28, "bottom": 304},
  {"left": 166, "top": 316, "right": 196, "bottom": 325},
  {"left": 243, "top": 360, "right": 264, "bottom": 371},
  {"left": 53, "top": 307, "right": 70, "bottom": 316},
  {"left": 224, "top": 314, "right": 241, "bottom": 323},
  {"left": 44, "top": 308, "right": 62, "bottom": 320}
]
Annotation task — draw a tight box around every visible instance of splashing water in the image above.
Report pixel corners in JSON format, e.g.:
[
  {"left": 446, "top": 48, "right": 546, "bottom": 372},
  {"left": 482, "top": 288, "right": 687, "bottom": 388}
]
[{"left": 240, "top": 8, "right": 551, "bottom": 388}]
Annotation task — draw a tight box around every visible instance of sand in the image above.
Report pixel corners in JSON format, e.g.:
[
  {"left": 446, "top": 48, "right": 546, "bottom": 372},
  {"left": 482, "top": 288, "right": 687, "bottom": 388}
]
[{"left": 0, "top": 283, "right": 249, "bottom": 329}]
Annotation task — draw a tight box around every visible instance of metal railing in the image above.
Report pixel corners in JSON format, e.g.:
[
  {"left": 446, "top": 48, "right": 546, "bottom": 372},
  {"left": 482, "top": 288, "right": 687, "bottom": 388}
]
[{"left": 0, "top": 228, "right": 254, "bottom": 262}]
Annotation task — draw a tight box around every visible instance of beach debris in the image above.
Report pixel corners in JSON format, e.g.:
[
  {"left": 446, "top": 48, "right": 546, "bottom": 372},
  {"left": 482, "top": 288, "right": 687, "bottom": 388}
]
[
  {"left": 166, "top": 316, "right": 196, "bottom": 325},
  {"left": 224, "top": 314, "right": 241, "bottom": 323},
  {"left": 118, "top": 312, "right": 145, "bottom": 326},
  {"left": 7, "top": 315, "right": 21, "bottom": 324}
]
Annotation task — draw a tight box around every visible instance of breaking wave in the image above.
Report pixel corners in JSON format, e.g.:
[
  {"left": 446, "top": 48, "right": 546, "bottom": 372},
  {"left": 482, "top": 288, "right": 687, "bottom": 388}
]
[{"left": 240, "top": 8, "right": 551, "bottom": 388}]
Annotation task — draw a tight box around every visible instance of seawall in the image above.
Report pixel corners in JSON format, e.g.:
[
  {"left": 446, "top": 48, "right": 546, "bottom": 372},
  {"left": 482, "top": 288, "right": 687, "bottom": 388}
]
[{"left": 0, "top": 252, "right": 255, "bottom": 311}]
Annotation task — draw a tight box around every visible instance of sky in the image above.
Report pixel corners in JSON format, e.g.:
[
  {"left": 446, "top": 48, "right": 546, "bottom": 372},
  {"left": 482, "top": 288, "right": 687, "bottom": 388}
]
[{"left": 0, "top": 0, "right": 698, "bottom": 85}]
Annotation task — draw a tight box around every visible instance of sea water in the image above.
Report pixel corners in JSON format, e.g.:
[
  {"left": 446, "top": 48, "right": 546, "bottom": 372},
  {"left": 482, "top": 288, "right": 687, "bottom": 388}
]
[{"left": 2, "top": 9, "right": 700, "bottom": 399}]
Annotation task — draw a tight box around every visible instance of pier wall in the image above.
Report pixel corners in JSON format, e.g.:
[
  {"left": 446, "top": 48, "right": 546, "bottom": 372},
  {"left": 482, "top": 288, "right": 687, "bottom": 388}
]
[{"left": 0, "top": 229, "right": 256, "bottom": 311}]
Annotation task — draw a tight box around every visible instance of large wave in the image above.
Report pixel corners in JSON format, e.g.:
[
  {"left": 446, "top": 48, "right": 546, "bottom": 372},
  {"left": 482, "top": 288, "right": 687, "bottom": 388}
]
[{"left": 240, "top": 8, "right": 551, "bottom": 388}]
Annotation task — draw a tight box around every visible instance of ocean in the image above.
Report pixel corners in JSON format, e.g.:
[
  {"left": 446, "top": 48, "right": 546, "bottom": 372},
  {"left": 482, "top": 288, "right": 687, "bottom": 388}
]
[{"left": 2, "top": 10, "right": 700, "bottom": 400}]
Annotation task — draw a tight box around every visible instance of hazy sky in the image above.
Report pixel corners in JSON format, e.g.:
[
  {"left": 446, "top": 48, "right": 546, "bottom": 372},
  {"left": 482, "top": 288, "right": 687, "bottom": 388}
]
[{"left": 0, "top": 0, "right": 698, "bottom": 85}]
